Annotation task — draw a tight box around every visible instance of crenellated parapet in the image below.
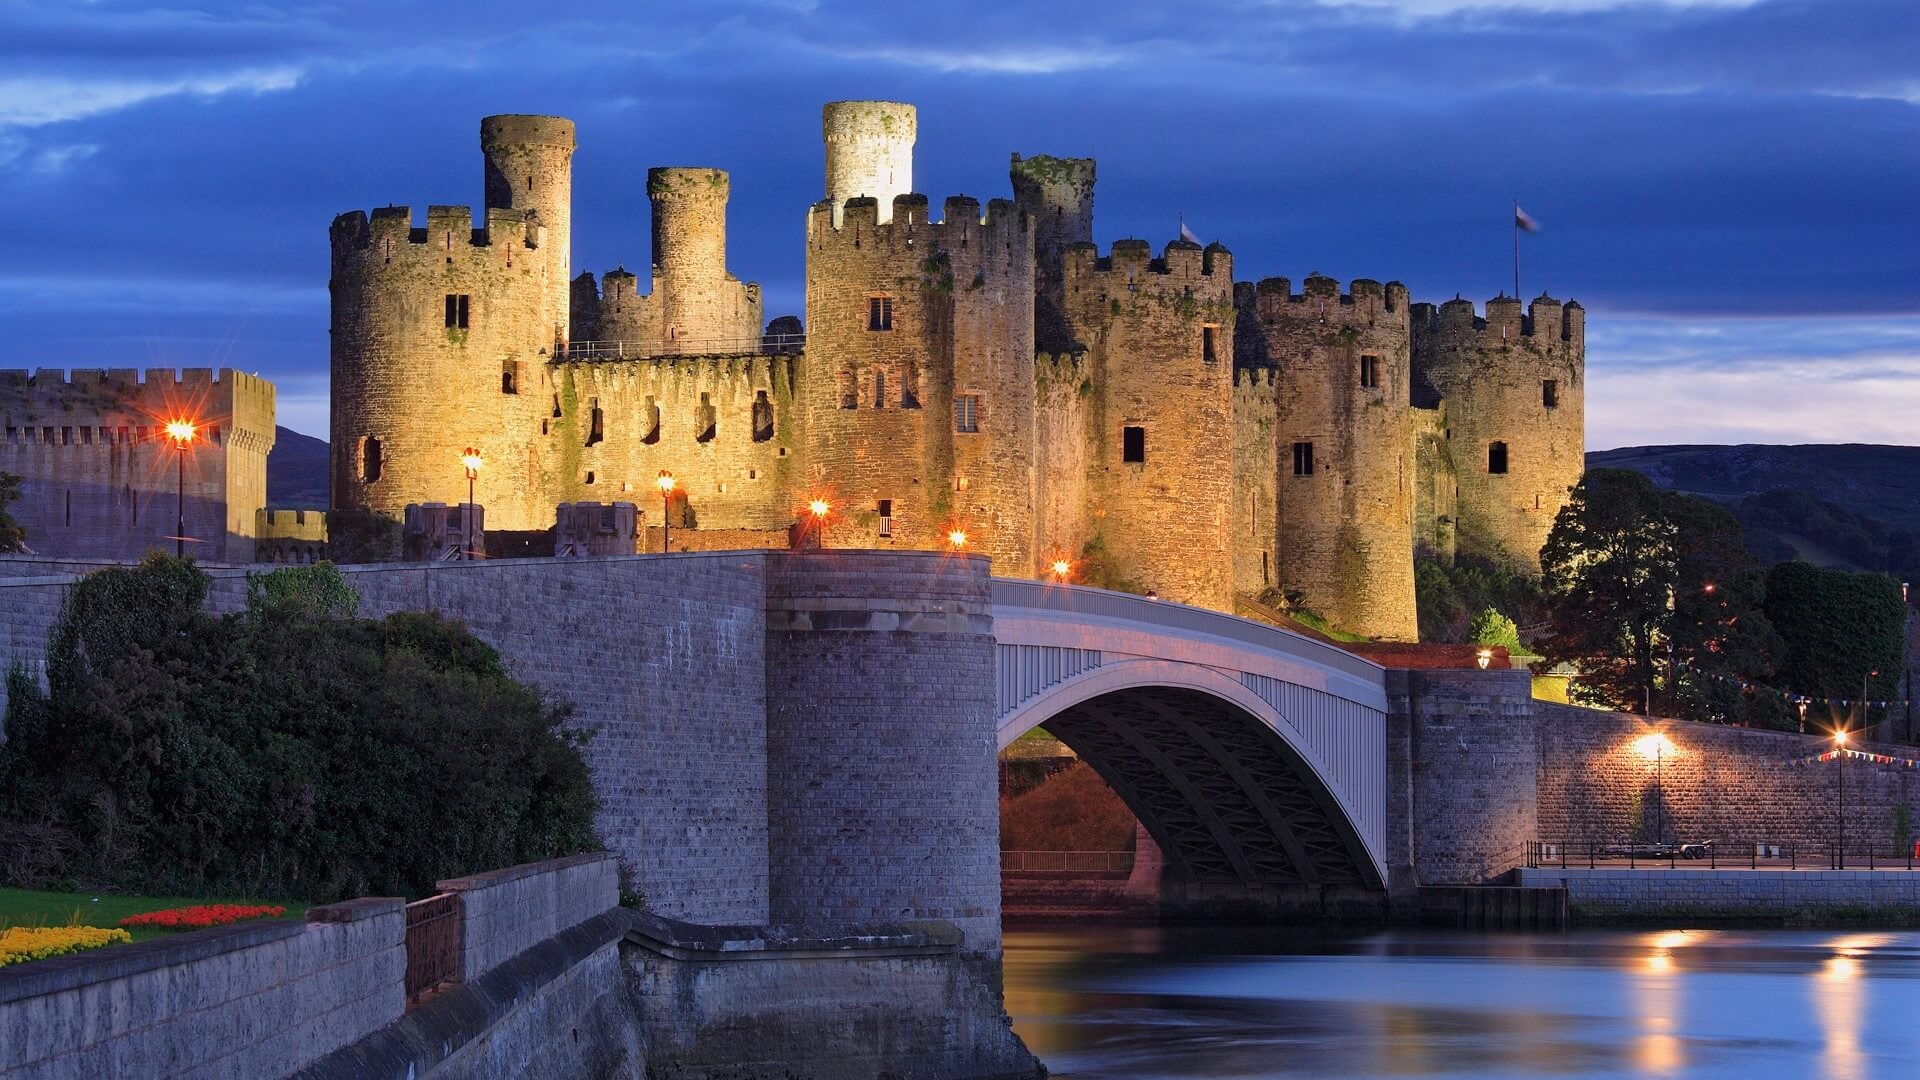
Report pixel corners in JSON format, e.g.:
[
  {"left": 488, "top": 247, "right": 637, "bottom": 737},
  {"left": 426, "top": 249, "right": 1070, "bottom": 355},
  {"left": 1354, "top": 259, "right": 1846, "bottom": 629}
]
[{"left": 1411, "top": 293, "right": 1585, "bottom": 346}]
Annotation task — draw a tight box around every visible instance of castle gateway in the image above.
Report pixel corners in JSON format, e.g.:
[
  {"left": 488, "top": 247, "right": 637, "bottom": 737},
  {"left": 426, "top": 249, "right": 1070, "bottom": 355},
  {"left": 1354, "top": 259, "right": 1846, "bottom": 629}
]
[{"left": 328, "top": 102, "right": 1584, "bottom": 640}]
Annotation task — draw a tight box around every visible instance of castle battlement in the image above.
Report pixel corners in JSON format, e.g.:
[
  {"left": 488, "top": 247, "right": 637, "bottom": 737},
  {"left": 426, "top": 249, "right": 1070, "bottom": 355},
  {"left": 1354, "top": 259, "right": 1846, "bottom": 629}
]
[
  {"left": 1233, "top": 367, "right": 1277, "bottom": 391},
  {"left": 330, "top": 205, "right": 545, "bottom": 259},
  {"left": 1065, "top": 238, "right": 1232, "bottom": 285},
  {"left": 1035, "top": 351, "right": 1089, "bottom": 384},
  {"left": 1244, "top": 276, "right": 1410, "bottom": 323},
  {"left": 2, "top": 367, "right": 274, "bottom": 418},
  {"left": 1411, "top": 294, "right": 1585, "bottom": 343},
  {"left": 809, "top": 194, "right": 1027, "bottom": 243},
  {"left": 554, "top": 352, "right": 798, "bottom": 401}
]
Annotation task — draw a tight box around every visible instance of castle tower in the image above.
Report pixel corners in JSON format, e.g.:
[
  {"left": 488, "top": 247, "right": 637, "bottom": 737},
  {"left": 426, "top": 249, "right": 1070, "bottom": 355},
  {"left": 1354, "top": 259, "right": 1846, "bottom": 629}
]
[
  {"left": 1411, "top": 293, "right": 1586, "bottom": 572},
  {"left": 1065, "top": 238, "right": 1236, "bottom": 608},
  {"left": 1010, "top": 154, "right": 1095, "bottom": 353},
  {"left": 481, "top": 115, "right": 575, "bottom": 347},
  {"left": 1241, "top": 276, "right": 1417, "bottom": 640},
  {"left": 822, "top": 102, "right": 915, "bottom": 226},
  {"left": 648, "top": 167, "right": 763, "bottom": 347},
  {"left": 803, "top": 194, "right": 1037, "bottom": 569}
]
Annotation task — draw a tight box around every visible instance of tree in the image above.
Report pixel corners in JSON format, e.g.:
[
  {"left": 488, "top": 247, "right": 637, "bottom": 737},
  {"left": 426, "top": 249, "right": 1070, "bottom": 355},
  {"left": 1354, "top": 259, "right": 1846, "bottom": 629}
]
[
  {"left": 0, "top": 556, "right": 599, "bottom": 900},
  {"left": 1763, "top": 561, "right": 1907, "bottom": 732},
  {"left": 1539, "top": 469, "right": 1778, "bottom": 719},
  {"left": 1469, "top": 607, "right": 1522, "bottom": 653},
  {"left": 0, "top": 472, "right": 24, "bottom": 552}
]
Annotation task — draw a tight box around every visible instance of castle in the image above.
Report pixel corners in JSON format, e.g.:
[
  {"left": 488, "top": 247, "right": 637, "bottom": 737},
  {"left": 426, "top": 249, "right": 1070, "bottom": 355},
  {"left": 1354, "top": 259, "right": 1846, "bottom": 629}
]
[{"left": 327, "top": 102, "right": 1585, "bottom": 640}]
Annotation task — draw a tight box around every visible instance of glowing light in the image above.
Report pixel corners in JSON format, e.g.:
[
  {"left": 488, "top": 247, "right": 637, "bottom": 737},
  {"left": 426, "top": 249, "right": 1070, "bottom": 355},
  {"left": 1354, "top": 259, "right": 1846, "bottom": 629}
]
[
  {"left": 461, "top": 450, "right": 483, "bottom": 474},
  {"left": 1703, "top": 583, "right": 1717, "bottom": 594},
  {"left": 1050, "top": 559, "right": 1071, "bottom": 580},
  {"left": 657, "top": 470, "right": 676, "bottom": 494},
  {"left": 1634, "top": 733, "right": 1675, "bottom": 760},
  {"left": 1476, "top": 648, "right": 1493, "bottom": 670},
  {"left": 809, "top": 499, "right": 830, "bottom": 519},
  {"left": 1834, "top": 728, "right": 1850, "bottom": 747},
  {"left": 164, "top": 420, "right": 195, "bottom": 445},
  {"left": 947, "top": 530, "right": 967, "bottom": 549}
]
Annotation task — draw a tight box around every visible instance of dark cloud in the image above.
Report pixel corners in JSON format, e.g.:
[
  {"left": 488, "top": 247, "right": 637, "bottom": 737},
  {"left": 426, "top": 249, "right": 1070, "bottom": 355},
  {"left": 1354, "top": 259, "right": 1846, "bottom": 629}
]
[{"left": 0, "top": 0, "right": 1913, "bottom": 443}]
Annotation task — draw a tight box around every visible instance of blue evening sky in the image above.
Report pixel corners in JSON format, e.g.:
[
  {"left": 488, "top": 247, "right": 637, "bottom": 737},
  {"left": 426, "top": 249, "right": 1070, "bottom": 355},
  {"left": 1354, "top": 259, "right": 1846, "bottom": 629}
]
[{"left": 1, "top": 0, "right": 1914, "bottom": 448}]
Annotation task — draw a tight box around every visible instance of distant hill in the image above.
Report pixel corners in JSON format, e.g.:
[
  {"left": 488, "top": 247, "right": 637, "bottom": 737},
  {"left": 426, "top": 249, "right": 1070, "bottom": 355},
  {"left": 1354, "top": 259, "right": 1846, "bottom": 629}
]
[
  {"left": 1586, "top": 444, "right": 1920, "bottom": 534},
  {"left": 266, "top": 427, "right": 328, "bottom": 509}
]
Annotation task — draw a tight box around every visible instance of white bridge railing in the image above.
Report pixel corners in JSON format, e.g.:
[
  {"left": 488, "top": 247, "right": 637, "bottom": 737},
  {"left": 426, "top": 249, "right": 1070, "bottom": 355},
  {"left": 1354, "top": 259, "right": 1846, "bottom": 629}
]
[{"left": 561, "top": 333, "right": 805, "bottom": 361}]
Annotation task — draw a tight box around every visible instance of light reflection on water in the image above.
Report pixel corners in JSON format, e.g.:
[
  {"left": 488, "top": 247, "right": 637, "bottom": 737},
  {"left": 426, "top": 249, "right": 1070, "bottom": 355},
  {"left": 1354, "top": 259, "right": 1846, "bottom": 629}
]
[{"left": 1003, "top": 923, "right": 1920, "bottom": 1079}]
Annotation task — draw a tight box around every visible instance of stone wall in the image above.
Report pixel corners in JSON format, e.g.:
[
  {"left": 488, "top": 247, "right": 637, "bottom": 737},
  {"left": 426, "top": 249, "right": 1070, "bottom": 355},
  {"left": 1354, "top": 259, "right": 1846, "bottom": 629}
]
[
  {"left": 1513, "top": 867, "right": 1920, "bottom": 915},
  {"left": 0, "top": 897, "right": 404, "bottom": 1080},
  {"left": 1390, "top": 668, "right": 1541, "bottom": 888},
  {"left": 438, "top": 852, "right": 620, "bottom": 981},
  {"left": 1, "top": 368, "right": 274, "bottom": 562},
  {"left": 1230, "top": 367, "right": 1278, "bottom": 599}
]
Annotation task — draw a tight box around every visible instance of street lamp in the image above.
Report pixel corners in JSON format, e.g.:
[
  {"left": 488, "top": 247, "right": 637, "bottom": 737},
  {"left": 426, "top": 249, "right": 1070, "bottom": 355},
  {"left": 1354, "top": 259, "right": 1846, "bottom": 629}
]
[
  {"left": 461, "top": 448, "right": 482, "bottom": 560},
  {"left": 1634, "top": 733, "right": 1674, "bottom": 847},
  {"left": 1861, "top": 669, "right": 1878, "bottom": 737},
  {"left": 947, "top": 529, "right": 967, "bottom": 550},
  {"left": 1476, "top": 648, "right": 1493, "bottom": 670},
  {"left": 164, "top": 420, "right": 195, "bottom": 557},
  {"left": 808, "top": 499, "right": 830, "bottom": 549},
  {"left": 1834, "top": 727, "right": 1850, "bottom": 868},
  {"left": 657, "top": 471, "right": 676, "bottom": 554},
  {"left": 1050, "top": 559, "right": 1071, "bottom": 582}
]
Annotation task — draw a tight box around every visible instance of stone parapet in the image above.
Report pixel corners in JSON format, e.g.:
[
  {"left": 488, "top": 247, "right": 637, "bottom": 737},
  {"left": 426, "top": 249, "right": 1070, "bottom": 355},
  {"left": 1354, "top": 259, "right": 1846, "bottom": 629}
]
[{"left": 438, "top": 852, "right": 620, "bottom": 982}]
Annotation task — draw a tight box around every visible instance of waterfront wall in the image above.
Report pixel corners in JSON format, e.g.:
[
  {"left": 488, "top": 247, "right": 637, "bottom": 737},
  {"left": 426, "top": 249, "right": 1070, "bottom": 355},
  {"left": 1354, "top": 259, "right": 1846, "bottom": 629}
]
[{"left": 1513, "top": 867, "right": 1920, "bottom": 915}]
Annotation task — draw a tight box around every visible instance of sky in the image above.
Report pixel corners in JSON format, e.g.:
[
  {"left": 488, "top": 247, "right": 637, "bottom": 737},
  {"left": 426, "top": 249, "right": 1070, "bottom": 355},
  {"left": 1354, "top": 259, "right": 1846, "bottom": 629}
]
[{"left": 0, "top": 0, "right": 1914, "bottom": 449}]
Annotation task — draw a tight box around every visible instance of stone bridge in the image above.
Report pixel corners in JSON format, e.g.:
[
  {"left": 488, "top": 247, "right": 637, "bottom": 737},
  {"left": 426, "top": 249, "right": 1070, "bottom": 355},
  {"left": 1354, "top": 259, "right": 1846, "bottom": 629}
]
[{"left": 992, "top": 579, "right": 1389, "bottom": 896}]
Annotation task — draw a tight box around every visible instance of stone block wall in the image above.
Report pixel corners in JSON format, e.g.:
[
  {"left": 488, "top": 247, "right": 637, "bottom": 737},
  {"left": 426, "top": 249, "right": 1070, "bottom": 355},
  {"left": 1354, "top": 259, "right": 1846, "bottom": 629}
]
[
  {"left": 437, "top": 852, "right": 619, "bottom": 980},
  {"left": 1513, "top": 867, "right": 1920, "bottom": 913},
  {"left": 0, "top": 898, "right": 404, "bottom": 1080},
  {"left": 1391, "top": 668, "right": 1540, "bottom": 887}
]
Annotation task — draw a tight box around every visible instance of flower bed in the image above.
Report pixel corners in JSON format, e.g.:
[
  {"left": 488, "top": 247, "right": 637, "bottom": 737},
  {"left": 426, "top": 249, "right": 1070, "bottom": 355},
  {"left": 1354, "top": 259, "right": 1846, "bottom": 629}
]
[
  {"left": 120, "top": 904, "right": 287, "bottom": 932},
  {"left": 0, "top": 926, "right": 132, "bottom": 966}
]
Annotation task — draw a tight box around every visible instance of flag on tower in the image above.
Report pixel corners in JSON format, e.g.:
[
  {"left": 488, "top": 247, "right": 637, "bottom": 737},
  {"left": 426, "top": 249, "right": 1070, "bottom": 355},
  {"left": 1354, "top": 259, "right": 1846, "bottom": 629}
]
[
  {"left": 1515, "top": 205, "right": 1540, "bottom": 233},
  {"left": 1179, "top": 215, "right": 1201, "bottom": 245}
]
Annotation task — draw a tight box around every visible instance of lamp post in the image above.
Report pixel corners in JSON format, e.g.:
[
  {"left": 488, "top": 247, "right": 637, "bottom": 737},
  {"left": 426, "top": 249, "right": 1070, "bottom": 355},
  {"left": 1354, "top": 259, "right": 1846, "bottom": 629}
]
[
  {"left": 808, "top": 499, "right": 830, "bottom": 549},
  {"left": 1476, "top": 648, "right": 1493, "bottom": 670},
  {"left": 1634, "top": 734, "right": 1672, "bottom": 848},
  {"left": 657, "top": 471, "right": 675, "bottom": 554},
  {"left": 461, "top": 448, "right": 482, "bottom": 560},
  {"left": 1861, "top": 669, "right": 1877, "bottom": 739},
  {"left": 164, "top": 420, "right": 195, "bottom": 557},
  {"left": 1834, "top": 727, "right": 1849, "bottom": 868},
  {"left": 947, "top": 529, "right": 967, "bottom": 551},
  {"left": 1050, "top": 559, "right": 1071, "bottom": 583}
]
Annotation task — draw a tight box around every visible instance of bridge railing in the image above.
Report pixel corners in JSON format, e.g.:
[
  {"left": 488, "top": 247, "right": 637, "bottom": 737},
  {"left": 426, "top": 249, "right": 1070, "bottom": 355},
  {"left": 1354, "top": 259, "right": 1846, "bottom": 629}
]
[
  {"left": 989, "top": 578, "right": 1386, "bottom": 686},
  {"left": 1001, "top": 850, "right": 1135, "bottom": 875}
]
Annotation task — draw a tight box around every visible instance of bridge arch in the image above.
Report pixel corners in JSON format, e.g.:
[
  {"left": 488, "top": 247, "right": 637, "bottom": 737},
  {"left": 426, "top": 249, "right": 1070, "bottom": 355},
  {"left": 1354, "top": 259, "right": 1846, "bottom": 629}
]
[{"left": 992, "top": 581, "right": 1390, "bottom": 893}]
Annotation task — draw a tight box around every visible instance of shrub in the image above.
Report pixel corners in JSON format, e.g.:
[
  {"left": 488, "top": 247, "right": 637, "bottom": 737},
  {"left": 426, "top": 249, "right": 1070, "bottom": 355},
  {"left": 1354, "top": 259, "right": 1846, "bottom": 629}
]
[
  {"left": 0, "top": 926, "right": 131, "bottom": 966},
  {"left": 1469, "top": 607, "right": 1522, "bottom": 653},
  {"left": 1000, "top": 761, "right": 1138, "bottom": 852}
]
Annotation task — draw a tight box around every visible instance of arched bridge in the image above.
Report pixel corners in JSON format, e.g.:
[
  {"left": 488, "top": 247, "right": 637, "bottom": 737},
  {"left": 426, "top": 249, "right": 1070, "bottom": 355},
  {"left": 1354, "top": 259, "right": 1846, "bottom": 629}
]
[{"left": 992, "top": 579, "right": 1389, "bottom": 892}]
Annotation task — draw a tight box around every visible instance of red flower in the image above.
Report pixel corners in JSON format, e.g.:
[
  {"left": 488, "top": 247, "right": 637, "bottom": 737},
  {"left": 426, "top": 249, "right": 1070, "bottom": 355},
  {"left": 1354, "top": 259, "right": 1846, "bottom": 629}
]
[{"left": 120, "top": 904, "right": 287, "bottom": 931}]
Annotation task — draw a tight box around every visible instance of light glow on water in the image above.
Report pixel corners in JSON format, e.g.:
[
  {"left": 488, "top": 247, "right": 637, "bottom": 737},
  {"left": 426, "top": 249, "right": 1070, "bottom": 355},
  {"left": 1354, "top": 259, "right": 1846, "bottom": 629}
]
[{"left": 1004, "top": 924, "right": 1920, "bottom": 1079}]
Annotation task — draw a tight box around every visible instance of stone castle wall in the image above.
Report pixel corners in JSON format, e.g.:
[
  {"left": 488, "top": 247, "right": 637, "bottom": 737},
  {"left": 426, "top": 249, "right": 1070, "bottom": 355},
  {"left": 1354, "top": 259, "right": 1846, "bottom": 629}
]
[
  {"left": 0, "top": 368, "right": 274, "bottom": 562},
  {"left": 1411, "top": 295, "right": 1585, "bottom": 571},
  {"left": 1065, "top": 239, "right": 1236, "bottom": 607},
  {"left": 1240, "top": 276, "right": 1417, "bottom": 640},
  {"left": 1034, "top": 352, "right": 1092, "bottom": 570}
]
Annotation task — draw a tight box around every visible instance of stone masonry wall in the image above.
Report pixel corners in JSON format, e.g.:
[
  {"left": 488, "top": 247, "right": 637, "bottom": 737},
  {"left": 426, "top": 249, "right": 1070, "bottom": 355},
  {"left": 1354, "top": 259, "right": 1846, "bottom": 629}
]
[
  {"left": 1, "top": 369, "right": 274, "bottom": 562},
  {"left": 1393, "top": 668, "right": 1540, "bottom": 887},
  {"left": 1513, "top": 867, "right": 1920, "bottom": 913},
  {"left": 1230, "top": 366, "right": 1278, "bottom": 600},
  {"left": 0, "top": 897, "right": 404, "bottom": 1080},
  {"left": 762, "top": 551, "right": 1003, "bottom": 951},
  {"left": 437, "top": 852, "right": 620, "bottom": 981}
]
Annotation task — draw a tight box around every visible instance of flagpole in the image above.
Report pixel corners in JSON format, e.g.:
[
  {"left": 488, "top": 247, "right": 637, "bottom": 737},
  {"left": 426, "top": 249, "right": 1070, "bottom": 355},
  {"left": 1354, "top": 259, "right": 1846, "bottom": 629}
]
[{"left": 1512, "top": 199, "right": 1521, "bottom": 299}]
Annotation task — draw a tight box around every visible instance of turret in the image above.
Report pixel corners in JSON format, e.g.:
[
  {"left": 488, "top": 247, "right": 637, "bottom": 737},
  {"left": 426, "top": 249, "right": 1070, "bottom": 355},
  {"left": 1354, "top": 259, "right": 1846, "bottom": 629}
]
[
  {"left": 1011, "top": 154, "right": 1096, "bottom": 352},
  {"left": 822, "top": 101, "right": 916, "bottom": 225},
  {"left": 481, "top": 115, "right": 575, "bottom": 345},
  {"left": 647, "top": 167, "right": 762, "bottom": 347}
]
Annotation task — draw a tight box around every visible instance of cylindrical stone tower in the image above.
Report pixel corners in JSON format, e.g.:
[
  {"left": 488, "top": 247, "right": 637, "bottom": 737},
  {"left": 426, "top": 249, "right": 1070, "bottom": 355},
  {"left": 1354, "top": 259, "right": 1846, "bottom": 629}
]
[
  {"left": 1010, "top": 153, "right": 1095, "bottom": 353},
  {"left": 1411, "top": 293, "right": 1586, "bottom": 572},
  {"left": 648, "top": 166, "right": 761, "bottom": 344},
  {"left": 822, "top": 101, "right": 916, "bottom": 225},
  {"left": 481, "top": 114, "right": 575, "bottom": 346},
  {"left": 1251, "top": 275, "right": 1418, "bottom": 640}
]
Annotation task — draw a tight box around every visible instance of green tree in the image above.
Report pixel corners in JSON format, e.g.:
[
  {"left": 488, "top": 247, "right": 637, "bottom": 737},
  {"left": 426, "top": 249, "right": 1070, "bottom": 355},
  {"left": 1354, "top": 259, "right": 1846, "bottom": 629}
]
[
  {"left": 1763, "top": 561, "right": 1906, "bottom": 731},
  {"left": 1540, "top": 469, "right": 1778, "bottom": 719},
  {"left": 1469, "top": 607, "right": 1522, "bottom": 653},
  {"left": 0, "top": 556, "right": 599, "bottom": 900},
  {"left": 0, "top": 472, "right": 24, "bottom": 552}
]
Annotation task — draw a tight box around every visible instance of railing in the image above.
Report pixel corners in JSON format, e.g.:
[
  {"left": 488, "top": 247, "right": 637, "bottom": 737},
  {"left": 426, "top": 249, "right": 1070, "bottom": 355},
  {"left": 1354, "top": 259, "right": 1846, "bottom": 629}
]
[
  {"left": 403, "top": 892, "right": 462, "bottom": 1004},
  {"left": 1524, "top": 840, "right": 1920, "bottom": 871},
  {"left": 1002, "top": 850, "right": 1136, "bottom": 875},
  {"left": 562, "top": 333, "right": 805, "bottom": 361}
]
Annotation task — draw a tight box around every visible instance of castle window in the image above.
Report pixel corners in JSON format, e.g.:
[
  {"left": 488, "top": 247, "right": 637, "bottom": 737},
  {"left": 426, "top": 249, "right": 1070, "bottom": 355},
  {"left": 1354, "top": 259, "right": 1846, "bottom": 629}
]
[
  {"left": 840, "top": 370, "right": 858, "bottom": 409},
  {"left": 642, "top": 397, "right": 661, "bottom": 444},
  {"left": 1489, "top": 441, "right": 1509, "bottom": 474},
  {"left": 586, "top": 400, "right": 604, "bottom": 446},
  {"left": 1203, "top": 326, "right": 1218, "bottom": 365},
  {"left": 444, "top": 294, "right": 470, "bottom": 330},
  {"left": 695, "top": 393, "right": 717, "bottom": 443},
  {"left": 1292, "top": 441, "right": 1314, "bottom": 476},
  {"left": 502, "top": 362, "right": 521, "bottom": 395},
  {"left": 1122, "top": 426, "right": 1146, "bottom": 464},
  {"left": 752, "top": 390, "right": 774, "bottom": 442},
  {"left": 955, "top": 394, "right": 980, "bottom": 433},
  {"left": 877, "top": 499, "right": 893, "bottom": 538},
  {"left": 209, "top": 425, "right": 221, "bottom": 446},
  {"left": 1360, "top": 355, "right": 1381, "bottom": 389},
  {"left": 80, "top": 426, "right": 93, "bottom": 445},
  {"left": 901, "top": 365, "right": 921, "bottom": 409},
  {"left": 361, "top": 436, "right": 383, "bottom": 483},
  {"left": 584, "top": 471, "right": 596, "bottom": 485},
  {"left": 867, "top": 295, "right": 893, "bottom": 331},
  {"left": 874, "top": 371, "right": 886, "bottom": 409},
  {"left": 1542, "top": 379, "right": 1558, "bottom": 409}
]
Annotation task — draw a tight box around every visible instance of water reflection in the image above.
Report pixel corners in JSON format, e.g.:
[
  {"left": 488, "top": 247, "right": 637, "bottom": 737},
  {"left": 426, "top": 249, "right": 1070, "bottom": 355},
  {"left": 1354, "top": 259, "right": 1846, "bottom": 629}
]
[{"left": 1004, "top": 923, "right": 1920, "bottom": 1079}]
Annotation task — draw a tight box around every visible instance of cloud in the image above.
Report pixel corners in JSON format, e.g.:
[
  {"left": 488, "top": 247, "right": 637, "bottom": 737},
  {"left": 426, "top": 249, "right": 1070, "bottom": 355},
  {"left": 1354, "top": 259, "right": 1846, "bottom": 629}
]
[
  {"left": 0, "top": 66, "right": 304, "bottom": 128},
  {"left": 1311, "top": 0, "right": 1759, "bottom": 14},
  {"left": 815, "top": 44, "right": 1135, "bottom": 75}
]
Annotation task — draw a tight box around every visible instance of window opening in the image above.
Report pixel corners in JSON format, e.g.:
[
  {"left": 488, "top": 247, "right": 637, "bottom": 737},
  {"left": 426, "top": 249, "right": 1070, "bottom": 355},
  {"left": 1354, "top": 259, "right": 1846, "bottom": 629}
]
[
  {"left": 839, "top": 370, "right": 858, "bottom": 409},
  {"left": 877, "top": 499, "right": 893, "bottom": 538},
  {"left": 642, "top": 396, "right": 661, "bottom": 444},
  {"left": 867, "top": 295, "right": 893, "bottom": 331},
  {"left": 954, "top": 394, "right": 980, "bottom": 433},
  {"left": 1292, "top": 441, "right": 1314, "bottom": 476},
  {"left": 874, "top": 371, "right": 887, "bottom": 410},
  {"left": 444, "top": 294, "right": 470, "bottom": 329},
  {"left": 695, "top": 393, "right": 717, "bottom": 443},
  {"left": 1203, "top": 325, "right": 1218, "bottom": 364},
  {"left": 752, "top": 390, "right": 774, "bottom": 442},
  {"left": 1542, "top": 379, "right": 1558, "bottom": 409},
  {"left": 362, "top": 437, "right": 383, "bottom": 483},
  {"left": 503, "top": 362, "right": 520, "bottom": 395},
  {"left": 1360, "top": 355, "right": 1381, "bottom": 389},
  {"left": 1489, "top": 441, "right": 1509, "bottom": 474},
  {"left": 1122, "top": 426, "right": 1146, "bottom": 464},
  {"left": 586, "top": 399, "right": 604, "bottom": 446}
]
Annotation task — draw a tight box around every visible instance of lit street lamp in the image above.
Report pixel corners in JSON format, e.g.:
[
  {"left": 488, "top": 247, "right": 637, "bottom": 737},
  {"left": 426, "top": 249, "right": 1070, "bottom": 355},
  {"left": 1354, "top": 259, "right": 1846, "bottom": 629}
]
[
  {"left": 808, "top": 499, "right": 830, "bottom": 549},
  {"left": 461, "top": 448, "right": 482, "bottom": 560},
  {"left": 1634, "top": 733, "right": 1673, "bottom": 847},
  {"left": 947, "top": 529, "right": 967, "bottom": 550},
  {"left": 1834, "top": 727, "right": 1850, "bottom": 868},
  {"left": 1050, "top": 559, "right": 1071, "bottom": 582},
  {"left": 164, "top": 420, "right": 195, "bottom": 557},
  {"left": 657, "top": 471, "right": 676, "bottom": 554}
]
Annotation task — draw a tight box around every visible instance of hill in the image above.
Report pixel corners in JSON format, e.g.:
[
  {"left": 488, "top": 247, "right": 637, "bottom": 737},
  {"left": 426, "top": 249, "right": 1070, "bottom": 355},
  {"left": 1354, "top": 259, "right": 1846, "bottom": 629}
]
[
  {"left": 1586, "top": 444, "right": 1920, "bottom": 534},
  {"left": 266, "top": 427, "right": 328, "bottom": 509}
]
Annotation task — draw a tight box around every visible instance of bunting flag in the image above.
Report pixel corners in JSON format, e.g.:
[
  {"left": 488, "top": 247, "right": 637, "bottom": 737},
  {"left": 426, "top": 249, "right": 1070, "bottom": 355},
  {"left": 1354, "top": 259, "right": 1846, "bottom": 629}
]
[
  {"left": 1775, "top": 748, "right": 1920, "bottom": 768},
  {"left": 1674, "top": 658, "right": 1914, "bottom": 710}
]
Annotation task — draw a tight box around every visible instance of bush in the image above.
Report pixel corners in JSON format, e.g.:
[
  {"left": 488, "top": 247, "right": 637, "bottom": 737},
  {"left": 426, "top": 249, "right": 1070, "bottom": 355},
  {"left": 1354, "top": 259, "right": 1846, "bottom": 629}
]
[
  {"left": 0, "top": 557, "right": 600, "bottom": 902},
  {"left": 1469, "top": 608, "right": 1522, "bottom": 653},
  {"left": 1000, "top": 761, "right": 1138, "bottom": 852}
]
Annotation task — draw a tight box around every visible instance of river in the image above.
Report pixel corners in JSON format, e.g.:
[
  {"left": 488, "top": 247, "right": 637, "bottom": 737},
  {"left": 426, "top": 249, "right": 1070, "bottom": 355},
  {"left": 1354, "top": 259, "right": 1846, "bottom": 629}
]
[{"left": 1003, "top": 923, "right": 1920, "bottom": 1079}]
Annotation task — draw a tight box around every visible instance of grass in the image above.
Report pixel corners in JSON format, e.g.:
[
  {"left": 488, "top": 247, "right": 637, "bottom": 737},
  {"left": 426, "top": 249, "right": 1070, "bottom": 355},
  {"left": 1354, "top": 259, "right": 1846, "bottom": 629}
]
[{"left": 0, "top": 887, "right": 308, "bottom": 944}]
